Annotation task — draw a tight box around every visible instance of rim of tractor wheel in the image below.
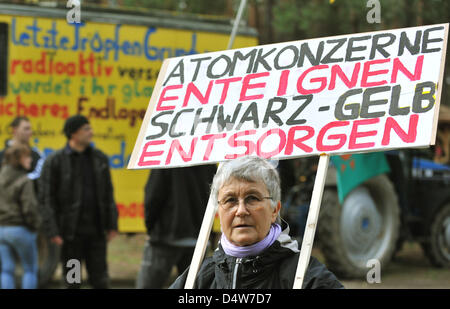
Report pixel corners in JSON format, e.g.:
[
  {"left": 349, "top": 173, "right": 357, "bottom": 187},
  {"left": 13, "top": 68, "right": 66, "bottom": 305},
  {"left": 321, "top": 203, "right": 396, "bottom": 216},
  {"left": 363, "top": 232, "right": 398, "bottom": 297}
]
[
  {"left": 438, "top": 215, "right": 450, "bottom": 261},
  {"left": 340, "top": 186, "right": 396, "bottom": 268}
]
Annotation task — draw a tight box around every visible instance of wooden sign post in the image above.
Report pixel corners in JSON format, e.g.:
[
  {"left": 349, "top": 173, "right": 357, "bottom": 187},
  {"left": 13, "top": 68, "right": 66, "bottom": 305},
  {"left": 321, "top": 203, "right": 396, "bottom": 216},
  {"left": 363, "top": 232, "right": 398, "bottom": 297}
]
[
  {"left": 128, "top": 23, "right": 448, "bottom": 289},
  {"left": 184, "top": 183, "right": 220, "bottom": 289},
  {"left": 293, "top": 154, "right": 329, "bottom": 289}
]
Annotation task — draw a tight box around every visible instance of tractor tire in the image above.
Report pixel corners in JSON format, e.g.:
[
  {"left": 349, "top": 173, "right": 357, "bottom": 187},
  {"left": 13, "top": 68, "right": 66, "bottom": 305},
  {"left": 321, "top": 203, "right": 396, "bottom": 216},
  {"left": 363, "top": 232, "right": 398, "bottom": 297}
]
[
  {"left": 37, "top": 232, "right": 61, "bottom": 288},
  {"left": 317, "top": 174, "right": 400, "bottom": 279},
  {"left": 421, "top": 203, "right": 450, "bottom": 268}
]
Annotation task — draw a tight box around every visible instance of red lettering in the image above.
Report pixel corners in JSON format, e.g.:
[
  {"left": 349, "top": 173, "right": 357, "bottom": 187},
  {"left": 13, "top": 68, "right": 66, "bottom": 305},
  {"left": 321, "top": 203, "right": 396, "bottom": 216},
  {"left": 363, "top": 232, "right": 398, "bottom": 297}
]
[
  {"left": 165, "top": 137, "right": 198, "bottom": 165},
  {"left": 22, "top": 59, "right": 32, "bottom": 73},
  {"left": 6, "top": 103, "right": 13, "bottom": 116},
  {"left": 137, "top": 140, "right": 166, "bottom": 166},
  {"left": 16, "top": 95, "right": 27, "bottom": 115},
  {"left": 256, "top": 128, "right": 287, "bottom": 158},
  {"left": 382, "top": 114, "right": 418, "bottom": 146},
  {"left": 128, "top": 202, "right": 137, "bottom": 218},
  {"left": 55, "top": 62, "right": 65, "bottom": 74},
  {"left": 117, "top": 203, "right": 126, "bottom": 217},
  {"left": 183, "top": 80, "right": 214, "bottom": 107},
  {"left": 66, "top": 63, "right": 76, "bottom": 76},
  {"left": 316, "top": 121, "right": 350, "bottom": 151},
  {"left": 297, "top": 65, "right": 329, "bottom": 95},
  {"left": 201, "top": 133, "right": 227, "bottom": 161},
  {"left": 225, "top": 130, "right": 256, "bottom": 159},
  {"left": 10, "top": 59, "right": 21, "bottom": 75},
  {"left": 28, "top": 104, "right": 39, "bottom": 117},
  {"left": 348, "top": 118, "right": 379, "bottom": 150},
  {"left": 239, "top": 72, "right": 269, "bottom": 101},
  {"left": 391, "top": 55, "right": 424, "bottom": 84},
  {"left": 277, "top": 70, "right": 290, "bottom": 96},
  {"left": 215, "top": 77, "right": 242, "bottom": 105},
  {"left": 117, "top": 202, "right": 144, "bottom": 218},
  {"left": 285, "top": 126, "right": 314, "bottom": 154},
  {"left": 361, "top": 59, "right": 390, "bottom": 87},
  {"left": 328, "top": 63, "right": 361, "bottom": 90},
  {"left": 156, "top": 84, "right": 182, "bottom": 111}
]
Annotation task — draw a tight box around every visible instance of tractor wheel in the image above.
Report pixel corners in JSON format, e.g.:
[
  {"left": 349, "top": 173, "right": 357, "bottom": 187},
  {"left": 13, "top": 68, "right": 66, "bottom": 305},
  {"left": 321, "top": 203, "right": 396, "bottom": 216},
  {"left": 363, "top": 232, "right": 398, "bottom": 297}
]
[
  {"left": 317, "top": 174, "right": 400, "bottom": 279},
  {"left": 421, "top": 203, "right": 450, "bottom": 268}
]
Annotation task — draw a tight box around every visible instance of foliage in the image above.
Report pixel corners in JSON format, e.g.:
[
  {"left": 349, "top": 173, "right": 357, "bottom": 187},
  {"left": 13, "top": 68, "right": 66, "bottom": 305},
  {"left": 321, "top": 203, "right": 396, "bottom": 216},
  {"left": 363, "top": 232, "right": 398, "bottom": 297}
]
[{"left": 271, "top": 0, "right": 450, "bottom": 42}]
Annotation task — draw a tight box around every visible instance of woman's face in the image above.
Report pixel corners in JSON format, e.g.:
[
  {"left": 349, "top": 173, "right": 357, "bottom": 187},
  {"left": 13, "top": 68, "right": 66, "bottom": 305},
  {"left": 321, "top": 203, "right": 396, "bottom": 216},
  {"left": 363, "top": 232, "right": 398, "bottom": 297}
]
[
  {"left": 20, "top": 154, "right": 32, "bottom": 170},
  {"left": 218, "top": 177, "right": 281, "bottom": 247}
]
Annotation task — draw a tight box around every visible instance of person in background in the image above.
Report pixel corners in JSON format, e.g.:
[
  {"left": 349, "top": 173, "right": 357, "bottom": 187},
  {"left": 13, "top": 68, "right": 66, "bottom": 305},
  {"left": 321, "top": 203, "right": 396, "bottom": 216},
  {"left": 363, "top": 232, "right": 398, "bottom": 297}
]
[
  {"left": 0, "top": 116, "right": 44, "bottom": 184},
  {"left": 0, "top": 143, "right": 41, "bottom": 289},
  {"left": 170, "top": 156, "right": 343, "bottom": 289},
  {"left": 39, "top": 115, "right": 118, "bottom": 288},
  {"left": 136, "top": 165, "right": 217, "bottom": 288}
]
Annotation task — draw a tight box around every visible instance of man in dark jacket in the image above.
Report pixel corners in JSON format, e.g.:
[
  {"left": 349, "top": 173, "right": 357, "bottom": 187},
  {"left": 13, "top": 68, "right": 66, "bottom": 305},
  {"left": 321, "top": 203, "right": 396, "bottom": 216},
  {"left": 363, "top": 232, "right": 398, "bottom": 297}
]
[
  {"left": 39, "top": 115, "right": 118, "bottom": 288},
  {"left": 136, "top": 165, "right": 216, "bottom": 288}
]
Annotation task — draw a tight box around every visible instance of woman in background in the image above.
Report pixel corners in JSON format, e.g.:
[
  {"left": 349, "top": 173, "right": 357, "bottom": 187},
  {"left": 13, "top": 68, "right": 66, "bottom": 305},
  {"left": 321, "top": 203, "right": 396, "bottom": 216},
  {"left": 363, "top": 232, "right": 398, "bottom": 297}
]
[{"left": 0, "top": 143, "right": 41, "bottom": 289}]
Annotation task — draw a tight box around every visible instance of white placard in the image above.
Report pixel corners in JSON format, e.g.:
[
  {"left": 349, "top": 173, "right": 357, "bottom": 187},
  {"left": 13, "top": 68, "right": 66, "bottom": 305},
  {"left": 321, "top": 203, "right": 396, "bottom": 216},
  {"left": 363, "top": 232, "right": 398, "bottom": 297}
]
[{"left": 129, "top": 24, "right": 448, "bottom": 169}]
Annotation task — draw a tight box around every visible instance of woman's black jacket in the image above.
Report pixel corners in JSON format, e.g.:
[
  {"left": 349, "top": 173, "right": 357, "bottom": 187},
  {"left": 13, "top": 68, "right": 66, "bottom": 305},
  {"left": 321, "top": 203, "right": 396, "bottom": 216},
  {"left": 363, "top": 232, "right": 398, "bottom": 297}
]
[{"left": 170, "top": 223, "right": 344, "bottom": 289}]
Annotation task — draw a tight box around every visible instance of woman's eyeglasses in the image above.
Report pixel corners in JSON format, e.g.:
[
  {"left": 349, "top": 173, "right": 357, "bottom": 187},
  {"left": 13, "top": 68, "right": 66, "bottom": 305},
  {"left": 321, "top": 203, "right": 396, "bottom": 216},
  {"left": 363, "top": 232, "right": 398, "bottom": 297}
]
[{"left": 218, "top": 194, "right": 272, "bottom": 211}]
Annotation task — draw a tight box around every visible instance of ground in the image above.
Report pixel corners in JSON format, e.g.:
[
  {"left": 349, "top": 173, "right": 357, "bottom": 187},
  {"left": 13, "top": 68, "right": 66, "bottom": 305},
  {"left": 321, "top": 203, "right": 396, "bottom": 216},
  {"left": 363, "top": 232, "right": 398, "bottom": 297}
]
[{"left": 45, "top": 233, "right": 450, "bottom": 289}]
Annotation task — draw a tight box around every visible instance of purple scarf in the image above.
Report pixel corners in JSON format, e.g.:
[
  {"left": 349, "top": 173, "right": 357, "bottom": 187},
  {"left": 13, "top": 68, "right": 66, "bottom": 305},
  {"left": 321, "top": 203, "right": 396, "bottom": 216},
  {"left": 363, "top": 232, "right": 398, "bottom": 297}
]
[{"left": 220, "top": 224, "right": 282, "bottom": 258}]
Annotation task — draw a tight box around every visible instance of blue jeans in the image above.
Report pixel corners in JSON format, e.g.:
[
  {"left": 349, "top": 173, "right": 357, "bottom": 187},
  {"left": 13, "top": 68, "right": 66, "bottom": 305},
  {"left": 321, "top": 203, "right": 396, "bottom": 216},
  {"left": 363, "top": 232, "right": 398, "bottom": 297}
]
[{"left": 0, "top": 226, "right": 38, "bottom": 289}]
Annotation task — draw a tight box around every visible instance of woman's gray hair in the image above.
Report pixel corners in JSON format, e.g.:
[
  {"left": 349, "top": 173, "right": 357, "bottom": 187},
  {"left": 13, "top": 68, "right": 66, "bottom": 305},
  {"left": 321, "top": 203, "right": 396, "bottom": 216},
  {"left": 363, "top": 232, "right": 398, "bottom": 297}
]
[{"left": 211, "top": 156, "right": 282, "bottom": 223}]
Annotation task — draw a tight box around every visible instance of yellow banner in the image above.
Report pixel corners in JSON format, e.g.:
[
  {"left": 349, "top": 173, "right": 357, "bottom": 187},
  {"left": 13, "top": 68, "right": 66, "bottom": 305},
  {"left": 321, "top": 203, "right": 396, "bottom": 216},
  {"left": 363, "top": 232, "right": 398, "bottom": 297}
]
[{"left": 0, "top": 14, "right": 257, "bottom": 232}]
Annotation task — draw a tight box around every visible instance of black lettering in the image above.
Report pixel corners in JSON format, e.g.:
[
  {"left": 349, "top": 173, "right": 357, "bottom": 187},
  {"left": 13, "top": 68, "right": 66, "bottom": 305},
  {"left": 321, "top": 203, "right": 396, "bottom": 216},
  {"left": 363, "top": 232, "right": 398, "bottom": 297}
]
[
  {"left": 190, "top": 56, "right": 212, "bottom": 82},
  {"left": 190, "top": 106, "right": 218, "bottom": 135},
  {"left": 286, "top": 95, "right": 313, "bottom": 125},
  {"left": 217, "top": 103, "right": 242, "bottom": 132},
  {"left": 169, "top": 108, "right": 194, "bottom": 137},
  {"left": 146, "top": 111, "right": 173, "bottom": 139},
  {"left": 412, "top": 81, "right": 435, "bottom": 113},
  {"left": 163, "top": 59, "right": 184, "bottom": 86},
  {"left": 118, "top": 67, "right": 127, "bottom": 77},
  {"left": 346, "top": 35, "right": 370, "bottom": 62},
  {"left": 335, "top": 88, "right": 363, "bottom": 120},
  {"left": 398, "top": 30, "right": 422, "bottom": 56},
  {"left": 252, "top": 47, "right": 277, "bottom": 73},
  {"left": 370, "top": 33, "right": 396, "bottom": 59},
  {"left": 236, "top": 102, "right": 259, "bottom": 130},
  {"left": 422, "top": 26, "right": 444, "bottom": 53},
  {"left": 230, "top": 49, "right": 257, "bottom": 75},
  {"left": 207, "top": 55, "right": 232, "bottom": 79},
  {"left": 361, "top": 86, "right": 389, "bottom": 118},
  {"left": 389, "top": 84, "right": 409, "bottom": 115},
  {"left": 321, "top": 38, "right": 346, "bottom": 64},
  {"left": 274, "top": 45, "right": 299, "bottom": 70},
  {"left": 262, "top": 97, "right": 287, "bottom": 127},
  {"left": 298, "top": 41, "right": 324, "bottom": 67},
  {"left": 145, "top": 68, "right": 153, "bottom": 80}
]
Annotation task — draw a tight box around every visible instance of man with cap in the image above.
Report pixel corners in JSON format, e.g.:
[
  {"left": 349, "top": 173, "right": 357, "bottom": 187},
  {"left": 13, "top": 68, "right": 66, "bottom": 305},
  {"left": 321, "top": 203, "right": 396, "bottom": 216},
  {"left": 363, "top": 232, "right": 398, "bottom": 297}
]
[{"left": 39, "top": 115, "right": 118, "bottom": 288}]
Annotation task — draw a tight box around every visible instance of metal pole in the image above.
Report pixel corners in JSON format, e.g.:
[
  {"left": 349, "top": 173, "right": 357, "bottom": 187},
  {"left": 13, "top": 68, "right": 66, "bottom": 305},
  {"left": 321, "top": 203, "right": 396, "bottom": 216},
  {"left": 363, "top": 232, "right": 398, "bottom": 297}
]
[{"left": 227, "top": 0, "right": 247, "bottom": 50}]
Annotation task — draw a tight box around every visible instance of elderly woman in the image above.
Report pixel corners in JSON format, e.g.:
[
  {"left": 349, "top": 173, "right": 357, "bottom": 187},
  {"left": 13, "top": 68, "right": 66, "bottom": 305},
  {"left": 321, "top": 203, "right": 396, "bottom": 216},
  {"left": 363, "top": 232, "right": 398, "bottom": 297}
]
[{"left": 170, "top": 156, "right": 343, "bottom": 289}]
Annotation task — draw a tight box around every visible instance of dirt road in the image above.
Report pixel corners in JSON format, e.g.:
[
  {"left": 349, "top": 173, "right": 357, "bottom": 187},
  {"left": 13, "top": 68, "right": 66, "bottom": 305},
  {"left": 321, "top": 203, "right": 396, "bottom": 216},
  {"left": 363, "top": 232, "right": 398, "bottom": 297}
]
[
  {"left": 44, "top": 234, "right": 449, "bottom": 289},
  {"left": 340, "top": 242, "right": 450, "bottom": 289}
]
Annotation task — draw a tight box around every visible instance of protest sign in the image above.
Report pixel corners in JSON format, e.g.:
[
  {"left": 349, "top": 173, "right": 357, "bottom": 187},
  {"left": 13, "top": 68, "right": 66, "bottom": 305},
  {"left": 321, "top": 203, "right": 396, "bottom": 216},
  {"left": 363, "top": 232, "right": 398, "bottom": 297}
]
[
  {"left": 128, "top": 23, "right": 448, "bottom": 290},
  {"left": 129, "top": 24, "right": 448, "bottom": 169}
]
